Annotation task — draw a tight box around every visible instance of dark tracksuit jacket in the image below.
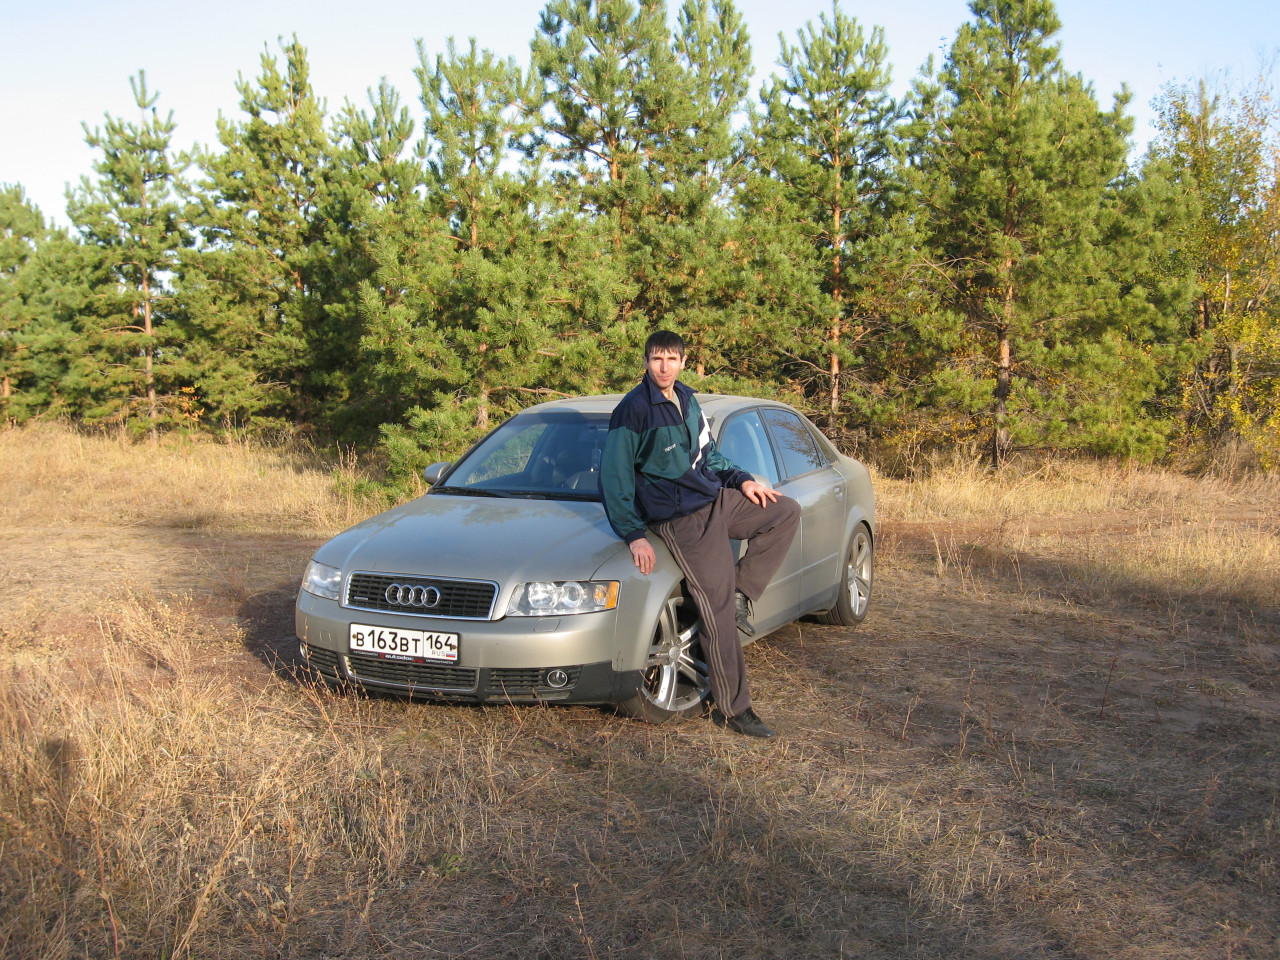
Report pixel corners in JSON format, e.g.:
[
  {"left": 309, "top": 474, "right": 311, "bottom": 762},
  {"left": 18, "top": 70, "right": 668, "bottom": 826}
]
[{"left": 600, "top": 374, "right": 751, "bottom": 543}]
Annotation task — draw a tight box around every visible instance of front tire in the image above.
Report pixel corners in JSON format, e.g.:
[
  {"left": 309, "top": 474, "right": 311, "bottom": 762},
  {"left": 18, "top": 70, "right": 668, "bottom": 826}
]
[
  {"left": 616, "top": 587, "right": 709, "bottom": 723},
  {"left": 816, "top": 523, "right": 873, "bottom": 626}
]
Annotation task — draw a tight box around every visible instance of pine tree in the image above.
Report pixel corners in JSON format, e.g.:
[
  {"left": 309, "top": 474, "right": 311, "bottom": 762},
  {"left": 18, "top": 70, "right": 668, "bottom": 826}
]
[
  {"left": 0, "top": 185, "right": 45, "bottom": 412},
  {"left": 333, "top": 79, "right": 421, "bottom": 211},
  {"left": 360, "top": 37, "right": 572, "bottom": 477},
  {"left": 65, "top": 72, "right": 191, "bottom": 441},
  {"left": 638, "top": 0, "right": 759, "bottom": 383},
  {"left": 533, "top": 0, "right": 688, "bottom": 214},
  {"left": 308, "top": 78, "right": 423, "bottom": 440},
  {"left": 914, "top": 0, "right": 1138, "bottom": 466},
  {"left": 181, "top": 37, "right": 332, "bottom": 433},
  {"left": 0, "top": 186, "right": 93, "bottom": 420},
  {"left": 747, "top": 4, "right": 905, "bottom": 424},
  {"left": 532, "top": 0, "right": 756, "bottom": 382},
  {"left": 531, "top": 0, "right": 684, "bottom": 370}
]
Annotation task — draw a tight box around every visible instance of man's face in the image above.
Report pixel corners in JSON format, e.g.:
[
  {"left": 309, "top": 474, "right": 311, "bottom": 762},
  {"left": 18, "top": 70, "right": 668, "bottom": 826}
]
[{"left": 646, "top": 347, "right": 685, "bottom": 393}]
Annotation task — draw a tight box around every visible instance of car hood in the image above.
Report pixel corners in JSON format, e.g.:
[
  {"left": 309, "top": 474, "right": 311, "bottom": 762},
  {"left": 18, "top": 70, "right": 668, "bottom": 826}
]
[{"left": 313, "top": 494, "right": 629, "bottom": 583}]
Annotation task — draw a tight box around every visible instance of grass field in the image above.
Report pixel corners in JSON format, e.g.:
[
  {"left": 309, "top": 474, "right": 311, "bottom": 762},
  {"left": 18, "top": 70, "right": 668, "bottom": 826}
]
[{"left": 2, "top": 423, "right": 1277, "bottom": 959}]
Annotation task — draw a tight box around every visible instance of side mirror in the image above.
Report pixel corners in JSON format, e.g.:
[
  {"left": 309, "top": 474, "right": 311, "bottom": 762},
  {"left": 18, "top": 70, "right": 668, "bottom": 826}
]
[{"left": 423, "top": 462, "right": 451, "bottom": 486}]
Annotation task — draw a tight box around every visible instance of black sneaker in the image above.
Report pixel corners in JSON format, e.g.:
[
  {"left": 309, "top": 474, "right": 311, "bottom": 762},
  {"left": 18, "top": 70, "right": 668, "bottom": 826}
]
[
  {"left": 711, "top": 707, "right": 776, "bottom": 739},
  {"left": 734, "top": 591, "right": 755, "bottom": 637}
]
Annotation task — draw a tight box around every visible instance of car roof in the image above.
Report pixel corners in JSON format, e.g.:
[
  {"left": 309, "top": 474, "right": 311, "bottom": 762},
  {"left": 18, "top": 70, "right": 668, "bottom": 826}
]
[{"left": 525, "top": 393, "right": 793, "bottom": 420}]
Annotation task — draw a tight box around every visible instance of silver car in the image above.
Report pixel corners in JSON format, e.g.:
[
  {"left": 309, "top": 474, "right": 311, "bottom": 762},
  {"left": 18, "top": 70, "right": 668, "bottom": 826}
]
[{"left": 295, "top": 394, "right": 875, "bottom": 722}]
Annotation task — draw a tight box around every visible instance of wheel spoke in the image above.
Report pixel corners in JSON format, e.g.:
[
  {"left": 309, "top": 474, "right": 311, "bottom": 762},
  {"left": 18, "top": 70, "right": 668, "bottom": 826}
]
[
  {"left": 650, "top": 663, "right": 677, "bottom": 706},
  {"left": 676, "top": 648, "right": 708, "bottom": 683},
  {"left": 640, "top": 595, "right": 707, "bottom": 714},
  {"left": 853, "top": 574, "right": 871, "bottom": 615}
]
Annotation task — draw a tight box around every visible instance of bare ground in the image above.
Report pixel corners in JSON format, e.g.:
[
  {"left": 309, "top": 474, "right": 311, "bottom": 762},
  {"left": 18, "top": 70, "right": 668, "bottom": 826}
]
[{"left": 2, "top": 448, "right": 1277, "bottom": 959}]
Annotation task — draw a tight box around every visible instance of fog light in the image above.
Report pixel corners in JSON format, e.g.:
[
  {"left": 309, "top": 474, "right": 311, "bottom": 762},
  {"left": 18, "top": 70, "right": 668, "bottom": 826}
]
[{"left": 545, "top": 668, "right": 570, "bottom": 689}]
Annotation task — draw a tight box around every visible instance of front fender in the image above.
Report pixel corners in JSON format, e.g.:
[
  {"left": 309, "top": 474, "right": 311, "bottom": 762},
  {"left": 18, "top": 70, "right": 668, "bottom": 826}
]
[{"left": 593, "top": 538, "right": 684, "bottom": 673}]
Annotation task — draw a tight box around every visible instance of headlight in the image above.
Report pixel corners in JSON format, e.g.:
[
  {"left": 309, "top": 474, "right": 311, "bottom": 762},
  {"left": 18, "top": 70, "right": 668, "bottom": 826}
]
[
  {"left": 506, "top": 580, "right": 618, "bottom": 617},
  {"left": 301, "top": 560, "right": 343, "bottom": 601}
]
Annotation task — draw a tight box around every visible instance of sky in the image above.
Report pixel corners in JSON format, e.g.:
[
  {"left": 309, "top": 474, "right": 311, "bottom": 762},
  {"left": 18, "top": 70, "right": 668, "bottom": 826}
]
[{"left": 2, "top": 0, "right": 1277, "bottom": 227}]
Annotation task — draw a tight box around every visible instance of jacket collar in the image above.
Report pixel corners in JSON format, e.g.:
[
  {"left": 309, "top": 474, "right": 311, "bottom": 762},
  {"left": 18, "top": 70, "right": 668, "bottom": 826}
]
[{"left": 642, "top": 371, "right": 693, "bottom": 407}]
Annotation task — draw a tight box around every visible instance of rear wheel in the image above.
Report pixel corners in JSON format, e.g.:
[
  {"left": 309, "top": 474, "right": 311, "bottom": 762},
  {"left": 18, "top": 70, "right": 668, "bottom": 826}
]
[
  {"left": 816, "top": 523, "right": 873, "bottom": 626},
  {"left": 616, "top": 587, "right": 709, "bottom": 723}
]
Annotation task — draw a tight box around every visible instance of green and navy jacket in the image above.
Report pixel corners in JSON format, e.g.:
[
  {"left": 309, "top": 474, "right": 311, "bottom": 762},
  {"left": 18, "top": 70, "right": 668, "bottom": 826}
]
[{"left": 601, "top": 374, "right": 751, "bottom": 544}]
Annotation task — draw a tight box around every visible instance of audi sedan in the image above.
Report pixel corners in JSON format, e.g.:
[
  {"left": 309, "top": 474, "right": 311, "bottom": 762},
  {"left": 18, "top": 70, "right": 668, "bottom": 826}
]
[{"left": 295, "top": 395, "right": 875, "bottom": 722}]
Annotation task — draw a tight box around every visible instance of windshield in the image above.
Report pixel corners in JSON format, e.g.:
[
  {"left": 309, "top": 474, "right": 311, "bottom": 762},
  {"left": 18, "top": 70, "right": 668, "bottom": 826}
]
[{"left": 433, "top": 411, "right": 610, "bottom": 501}]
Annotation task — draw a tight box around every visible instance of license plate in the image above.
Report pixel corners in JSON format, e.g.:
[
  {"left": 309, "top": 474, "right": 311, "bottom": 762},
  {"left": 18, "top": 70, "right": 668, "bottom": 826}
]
[{"left": 349, "top": 624, "right": 459, "bottom": 662}]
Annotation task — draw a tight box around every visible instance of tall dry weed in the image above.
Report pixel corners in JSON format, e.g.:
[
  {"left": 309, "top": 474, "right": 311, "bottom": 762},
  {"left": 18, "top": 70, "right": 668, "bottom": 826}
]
[
  {"left": 877, "top": 454, "right": 1280, "bottom": 608},
  {"left": 877, "top": 452, "right": 1280, "bottom": 522},
  {"left": 0, "top": 421, "right": 391, "bottom": 537},
  {"left": 0, "top": 592, "right": 461, "bottom": 958}
]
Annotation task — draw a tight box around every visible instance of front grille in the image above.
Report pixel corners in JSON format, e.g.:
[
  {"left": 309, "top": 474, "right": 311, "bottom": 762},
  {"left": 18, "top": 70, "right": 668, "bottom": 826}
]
[
  {"left": 344, "top": 653, "right": 479, "bottom": 692},
  {"left": 346, "top": 572, "right": 498, "bottom": 619}
]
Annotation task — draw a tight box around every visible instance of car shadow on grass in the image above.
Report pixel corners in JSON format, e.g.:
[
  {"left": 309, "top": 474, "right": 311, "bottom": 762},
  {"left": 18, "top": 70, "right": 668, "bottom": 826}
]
[{"left": 237, "top": 582, "right": 312, "bottom": 683}]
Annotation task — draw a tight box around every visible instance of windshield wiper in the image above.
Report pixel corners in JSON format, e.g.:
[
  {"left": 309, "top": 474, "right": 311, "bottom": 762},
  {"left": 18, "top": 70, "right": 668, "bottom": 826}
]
[
  {"left": 431, "top": 485, "right": 599, "bottom": 502},
  {"left": 498, "top": 490, "right": 602, "bottom": 502},
  {"left": 430, "top": 485, "right": 512, "bottom": 498}
]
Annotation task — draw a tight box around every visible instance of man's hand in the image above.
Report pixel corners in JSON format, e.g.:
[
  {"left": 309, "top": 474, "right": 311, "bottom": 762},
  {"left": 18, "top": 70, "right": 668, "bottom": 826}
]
[
  {"left": 629, "top": 537, "right": 657, "bottom": 575},
  {"left": 741, "top": 479, "right": 780, "bottom": 507}
]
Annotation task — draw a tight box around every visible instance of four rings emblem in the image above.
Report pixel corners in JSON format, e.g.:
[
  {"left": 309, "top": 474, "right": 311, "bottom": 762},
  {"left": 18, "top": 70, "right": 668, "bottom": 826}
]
[{"left": 385, "top": 583, "right": 443, "bottom": 608}]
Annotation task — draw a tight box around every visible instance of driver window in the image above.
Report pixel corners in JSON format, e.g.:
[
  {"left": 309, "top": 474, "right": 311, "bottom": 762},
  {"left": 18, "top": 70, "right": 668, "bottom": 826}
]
[
  {"left": 718, "top": 411, "right": 781, "bottom": 486},
  {"left": 762, "top": 407, "right": 828, "bottom": 478}
]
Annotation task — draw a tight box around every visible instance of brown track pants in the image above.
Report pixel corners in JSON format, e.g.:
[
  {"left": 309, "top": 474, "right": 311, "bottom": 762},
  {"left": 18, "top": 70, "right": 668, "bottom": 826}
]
[{"left": 651, "top": 487, "right": 800, "bottom": 718}]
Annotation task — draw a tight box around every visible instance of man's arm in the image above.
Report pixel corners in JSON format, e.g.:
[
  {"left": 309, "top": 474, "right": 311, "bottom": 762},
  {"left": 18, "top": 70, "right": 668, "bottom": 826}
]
[
  {"left": 600, "top": 422, "right": 647, "bottom": 537},
  {"left": 601, "top": 424, "right": 660, "bottom": 574}
]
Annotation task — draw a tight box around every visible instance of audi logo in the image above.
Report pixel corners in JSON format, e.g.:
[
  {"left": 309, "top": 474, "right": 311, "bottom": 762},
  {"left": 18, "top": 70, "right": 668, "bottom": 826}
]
[{"left": 385, "top": 583, "right": 443, "bottom": 608}]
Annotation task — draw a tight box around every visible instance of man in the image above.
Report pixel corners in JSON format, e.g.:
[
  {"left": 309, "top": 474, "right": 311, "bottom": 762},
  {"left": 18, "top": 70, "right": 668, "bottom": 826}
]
[{"left": 601, "top": 330, "right": 800, "bottom": 738}]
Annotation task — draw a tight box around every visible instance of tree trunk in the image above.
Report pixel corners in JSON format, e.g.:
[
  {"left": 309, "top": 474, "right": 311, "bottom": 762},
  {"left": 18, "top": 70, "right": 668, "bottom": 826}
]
[
  {"left": 992, "top": 328, "right": 1011, "bottom": 469},
  {"left": 475, "top": 380, "right": 490, "bottom": 431},
  {"left": 141, "top": 282, "right": 157, "bottom": 446},
  {"left": 829, "top": 200, "right": 844, "bottom": 419},
  {"left": 469, "top": 186, "right": 479, "bottom": 250},
  {"left": 991, "top": 272, "right": 1015, "bottom": 469}
]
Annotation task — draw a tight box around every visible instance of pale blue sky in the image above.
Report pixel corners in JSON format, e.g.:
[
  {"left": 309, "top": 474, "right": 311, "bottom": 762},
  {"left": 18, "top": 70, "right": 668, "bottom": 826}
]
[{"left": 2, "top": 0, "right": 1276, "bottom": 226}]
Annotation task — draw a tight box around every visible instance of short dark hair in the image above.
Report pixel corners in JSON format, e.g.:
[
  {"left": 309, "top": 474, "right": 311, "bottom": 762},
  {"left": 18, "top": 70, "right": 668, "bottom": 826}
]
[{"left": 644, "top": 330, "right": 685, "bottom": 359}]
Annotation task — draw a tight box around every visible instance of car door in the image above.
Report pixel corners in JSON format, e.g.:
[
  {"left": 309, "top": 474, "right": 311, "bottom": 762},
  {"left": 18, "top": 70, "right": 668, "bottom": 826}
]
[
  {"left": 715, "top": 408, "right": 801, "bottom": 626},
  {"left": 759, "top": 407, "right": 846, "bottom": 612}
]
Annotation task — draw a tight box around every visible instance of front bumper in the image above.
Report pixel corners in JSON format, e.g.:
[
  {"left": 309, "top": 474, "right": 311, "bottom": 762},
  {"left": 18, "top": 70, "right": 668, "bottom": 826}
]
[{"left": 295, "top": 590, "right": 643, "bottom": 705}]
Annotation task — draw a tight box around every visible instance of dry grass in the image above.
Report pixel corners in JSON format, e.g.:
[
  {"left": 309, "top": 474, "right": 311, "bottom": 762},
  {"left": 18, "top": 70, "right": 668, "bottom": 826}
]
[
  {"left": 2, "top": 424, "right": 1277, "bottom": 959},
  {"left": 876, "top": 455, "right": 1280, "bottom": 609},
  {"left": 0, "top": 421, "right": 392, "bottom": 536}
]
